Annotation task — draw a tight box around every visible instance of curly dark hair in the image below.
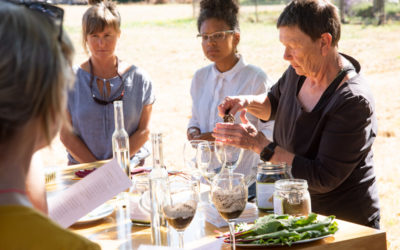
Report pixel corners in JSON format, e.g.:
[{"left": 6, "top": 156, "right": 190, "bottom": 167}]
[{"left": 197, "top": 0, "right": 239, "bottom": 32}]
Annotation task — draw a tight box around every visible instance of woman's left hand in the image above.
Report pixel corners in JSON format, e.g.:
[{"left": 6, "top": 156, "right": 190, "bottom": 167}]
[{"left": 212, "top": 110, "right": 269, "bottom": 154}]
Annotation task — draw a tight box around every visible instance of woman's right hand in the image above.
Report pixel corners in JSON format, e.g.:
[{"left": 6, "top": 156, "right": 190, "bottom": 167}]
[{"left": 218, "top": 96, "right": 249, "bottom": 117}]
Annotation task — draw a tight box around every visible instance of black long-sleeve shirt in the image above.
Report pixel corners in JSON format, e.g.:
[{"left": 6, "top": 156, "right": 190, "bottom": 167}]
[{"left": 268, "top": 54, "right": 380, "bottom": 227}]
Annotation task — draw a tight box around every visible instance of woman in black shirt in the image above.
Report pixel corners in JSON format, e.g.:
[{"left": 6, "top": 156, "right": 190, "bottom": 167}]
[{"left": 213, "top": 0, "right": 380, "bottom": 228}]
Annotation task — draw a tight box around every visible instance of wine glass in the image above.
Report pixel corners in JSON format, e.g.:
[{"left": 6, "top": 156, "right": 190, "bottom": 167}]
[
  {"left": 215, "top": 141, "right": 244, "bottom": 174},
  {"left": 183, "top": 140, "right": 206, "bottom": 179},
  {"left": 162, "top": 180, "right": 198, "bottom": 248},
  {"left": 196, "top": 141, "right": 223, "bottom": 183},
  {"left": 211, "top": 173, "right": 247, "bottom": 250}
]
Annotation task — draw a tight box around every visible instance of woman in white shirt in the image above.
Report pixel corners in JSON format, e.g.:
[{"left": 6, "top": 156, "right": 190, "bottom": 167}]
[{"left": 188, "top": 0, "right": 274, "bottom": 177}]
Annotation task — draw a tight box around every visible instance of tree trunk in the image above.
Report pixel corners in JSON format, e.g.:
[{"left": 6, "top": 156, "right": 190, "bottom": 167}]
[
  {"left": 254, "top": 0, "right": 259, "bottom": 23},
  {"left": 192, "top": 0, "right": 196, "bottom": 18},
  {"left": 339, "top": 0, "right": 346, "bottom": 23},
  {"left": 373, "top": 0, "right": 386, "bottom": 25}
]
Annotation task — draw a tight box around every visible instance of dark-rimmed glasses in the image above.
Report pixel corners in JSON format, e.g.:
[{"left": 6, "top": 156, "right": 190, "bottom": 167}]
[
  {"left": 5, "top": 0, "right": 64, "bottom": 42},
  {"left": 89, "top": 58, "right": 125, "bottom": 105},
  {"left": 197, "top": 30, "right": 235, "bottom": 43}
]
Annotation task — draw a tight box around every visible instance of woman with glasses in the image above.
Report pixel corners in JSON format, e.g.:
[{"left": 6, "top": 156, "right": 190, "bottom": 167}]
[
  {"left": 0, "top": 1, "right": 100, "bottom": 248},
  {"left": 60, "top": 0, "right": 154, "bottom": 166},
  {"left": 187, "top": 0, "right": 274, "bottom": 177}
]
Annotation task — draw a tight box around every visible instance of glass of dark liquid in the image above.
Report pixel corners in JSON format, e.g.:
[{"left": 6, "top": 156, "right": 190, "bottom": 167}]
[
  {"left": 211, "top": 173, "right": 247, "bottom": 250},
  {"left": 162, "top": 179, "right": 198, "bottom": 248}
]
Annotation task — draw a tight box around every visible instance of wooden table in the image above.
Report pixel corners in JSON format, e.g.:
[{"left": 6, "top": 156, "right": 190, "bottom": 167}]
[{"left": 46, "top": 162, "right": 387, "bottom": 250}]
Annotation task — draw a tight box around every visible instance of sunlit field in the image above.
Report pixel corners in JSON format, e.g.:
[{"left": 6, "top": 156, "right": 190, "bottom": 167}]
[{"left": 39, "top": 3, "right": 400, "bottom": 249}]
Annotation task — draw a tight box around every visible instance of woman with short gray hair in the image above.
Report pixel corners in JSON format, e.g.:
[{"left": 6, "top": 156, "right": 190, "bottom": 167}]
[{"left": 214, "top": 0, "right": 380, "bottom": 228}]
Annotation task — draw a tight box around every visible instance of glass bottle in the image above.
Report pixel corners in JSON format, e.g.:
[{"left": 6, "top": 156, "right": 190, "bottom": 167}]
[
  {"left": 273, "top": 179, "right": 311, "bottom": 216},
  {"left": 256, "top": 162, "right": 292, "bottom": 212},
  {"left": 112, "top": 101, "right": 131, "bottom": 207},
  {"left": 149, "top": 132, "right": 169, "bottom": 246}
]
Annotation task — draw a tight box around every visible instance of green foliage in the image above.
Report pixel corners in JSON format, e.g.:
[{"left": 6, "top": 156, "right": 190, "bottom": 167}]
[
  {"left": 239, "top": 0, "right": 289, "bottom": 5},
  {"left": 351, "top": 2, "right": 375, "bottom": 19},
  {"left": 386, "top": 2, "right": 400, "bottom": 20},
  {"left": 349, "top": 2, "right": 400, "bottom": 24},
  {"left": 122, "top": 17, "right": 195, "bottom": 28},
  {"left": 228, "top": 213, "right": 339, "bottom": 246}
]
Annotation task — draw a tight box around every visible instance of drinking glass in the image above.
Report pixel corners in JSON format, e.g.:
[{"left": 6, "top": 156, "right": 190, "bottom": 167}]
[
  {"left": 162, "top": 180, "right": 198, "bottom": 248},
  {"left": 211, "top": 173, "right": 247, "bottom": 250},
  {"left": 215, "top": 141, "right": 244, "bottom": 174},
  {"left": 130, "top": 173, "right": 151, "bottom": 225},
  {"left": 196, "top": 141, "right": 223, "bottom": 183},
  {"left": 183, "top": 140, "right": 206, "bottom": 178}
]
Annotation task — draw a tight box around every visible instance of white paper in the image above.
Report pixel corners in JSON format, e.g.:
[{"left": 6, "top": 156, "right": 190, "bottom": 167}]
[
  {"left": 205, "top": 202, "right": 258, "bottom": 228},
  {"left": 48, "top": 159, "right": 132, "bottom": 228},
  {"left": 138, "top": 237, "right": 224, "bottom": 250},
  {"left": 138, "top": 245, "right": 181, "bottom": 250},
  {"left": 188, "top": 237, "right": 225, "bottom": 250}
]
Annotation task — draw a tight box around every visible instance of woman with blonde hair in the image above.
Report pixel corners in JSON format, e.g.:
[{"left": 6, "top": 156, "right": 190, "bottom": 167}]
[
  {"left": 0, "top": 1, "right": 100, "bottom": 248},
  {"left": 61, "top": 0, "right": 154, "bottom": 166}
]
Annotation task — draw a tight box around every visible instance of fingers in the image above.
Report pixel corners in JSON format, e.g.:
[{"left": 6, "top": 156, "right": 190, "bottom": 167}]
[
  {"left": 240, "top": 109, "right": 249, "bottom": 124},
  {"left": 218, "top": 98, "right": 230, "bottom": 118},
  {"left": 218, "top": 96, "right": 245, "bottom": 118}
]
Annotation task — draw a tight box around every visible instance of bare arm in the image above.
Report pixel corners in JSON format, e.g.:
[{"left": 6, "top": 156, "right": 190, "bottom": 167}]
[
  {"left": 60, "top": 111, "right": 97, "bottom": 164},
  {"left": 213, "top": 110, "right": 295, "bottom": 165},
  {"left": 187, "top": 127, "right": 215, "bottom": 141},
  {"left": 128, "top": 104, "right": 152, "bottom": 158}
]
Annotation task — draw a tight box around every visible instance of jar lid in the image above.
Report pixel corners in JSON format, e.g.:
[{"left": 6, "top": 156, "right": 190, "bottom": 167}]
[
  {"left": 274, "top": 179, "right": 308, "bottom": 191},
  {"left": 258, "top": 162, "right": 291, "bottom": 171}
]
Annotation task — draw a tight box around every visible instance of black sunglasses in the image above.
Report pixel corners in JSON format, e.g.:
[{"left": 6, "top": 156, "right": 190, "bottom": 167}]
[
  {"left": 89, "top": 58, "right": 125, "bottom": 105},
  {"left": 5, "top": 0, "right": 64, "bottom": 42}
]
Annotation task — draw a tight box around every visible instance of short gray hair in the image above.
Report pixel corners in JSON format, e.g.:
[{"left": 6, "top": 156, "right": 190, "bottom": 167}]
[{"left": 0, "top": 2, "right": 74, "bottom": 144}]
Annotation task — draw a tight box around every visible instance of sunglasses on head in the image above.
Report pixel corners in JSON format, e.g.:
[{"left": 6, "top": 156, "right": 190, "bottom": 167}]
[{"left": 5, "top": 0, "right": 64, "bottom": 42}]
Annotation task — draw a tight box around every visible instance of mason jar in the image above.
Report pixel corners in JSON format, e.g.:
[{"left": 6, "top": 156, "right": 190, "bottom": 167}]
[
  {"left": 273, "top": 179, "right": 311, "bottom": 216},
  {"left": 256, "top": 162, "right": 292, "bottom": 212}
]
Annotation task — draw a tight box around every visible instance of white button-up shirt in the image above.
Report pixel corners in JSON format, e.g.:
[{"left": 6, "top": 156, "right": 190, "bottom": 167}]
[{"left": 188, "top": 55, "right": 274, "bottom": 175}]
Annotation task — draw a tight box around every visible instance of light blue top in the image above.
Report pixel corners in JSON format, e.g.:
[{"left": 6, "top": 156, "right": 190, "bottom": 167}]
[{"left": 67, "top": 65, "right": 155, "bottom": 164}]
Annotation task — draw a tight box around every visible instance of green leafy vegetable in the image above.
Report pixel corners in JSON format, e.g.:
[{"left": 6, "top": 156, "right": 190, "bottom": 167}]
[{"left": 222, "top": 213, "right": 338, "bottom": 246}]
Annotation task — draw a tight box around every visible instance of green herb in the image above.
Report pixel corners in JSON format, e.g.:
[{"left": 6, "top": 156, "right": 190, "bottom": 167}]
[{"left": 222, "top": 213, "right": 338, "bottom": 246}]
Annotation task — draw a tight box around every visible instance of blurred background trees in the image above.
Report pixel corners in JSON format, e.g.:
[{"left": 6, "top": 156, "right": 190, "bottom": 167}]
[{"left": 54, "top": 0, "right": 400, "bottom": 25}]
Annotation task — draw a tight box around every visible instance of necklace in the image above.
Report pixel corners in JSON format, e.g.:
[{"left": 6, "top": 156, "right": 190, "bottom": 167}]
[{"left": 88, "top": 57, "right": 125, "bottom": 105}]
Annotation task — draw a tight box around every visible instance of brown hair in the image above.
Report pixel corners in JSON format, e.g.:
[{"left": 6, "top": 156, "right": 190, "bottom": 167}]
[
  {"left": 197, "top": 0, "right": 240, "bottom": 32},
  {"left": 82, "top": 0, "right": 121, "bottom": 53},
  {"left": 0, "top": 1, "right": 74, "bottom": 143},
  {"left": 277, "top": 0, "right": 341, "bottom": 47}
]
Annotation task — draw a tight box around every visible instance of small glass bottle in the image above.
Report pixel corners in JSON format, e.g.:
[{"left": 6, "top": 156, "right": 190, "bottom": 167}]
[
  {"left": 256, "top": 162, "right": 292, "bottom": 212},
  {"left": 149, "top": 132, "right": 169, "bottom": 246},
  {"left": 273, "top": 179, "right": 311, "bottom": 216},
  {"left": 112, "top": 101, "right": 131, "bottom": 207}
]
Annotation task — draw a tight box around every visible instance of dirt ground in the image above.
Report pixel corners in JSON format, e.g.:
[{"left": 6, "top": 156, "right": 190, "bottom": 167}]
[{"left": 38, "top": 4, "right": 400, "bottom": 249}]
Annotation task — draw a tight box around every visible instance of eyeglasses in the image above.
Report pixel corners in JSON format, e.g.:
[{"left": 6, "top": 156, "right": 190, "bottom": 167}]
[
  {"left": 6, "top": 0, "right": 64, "bottom": 42},
  {"left": 89, "top": 58, "right": 125, "bottom": 105},
  {"left": 197, "top": 30, "right": 235, "bottom": 43}
]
